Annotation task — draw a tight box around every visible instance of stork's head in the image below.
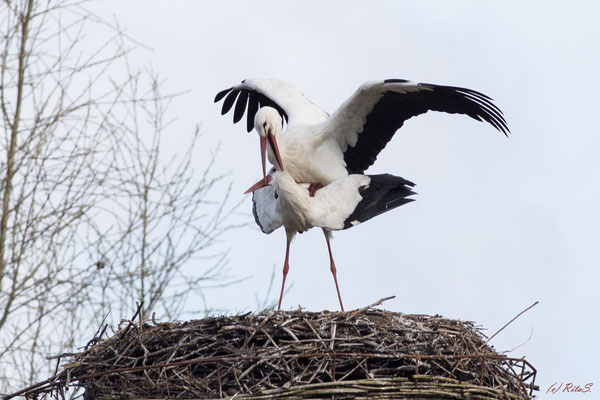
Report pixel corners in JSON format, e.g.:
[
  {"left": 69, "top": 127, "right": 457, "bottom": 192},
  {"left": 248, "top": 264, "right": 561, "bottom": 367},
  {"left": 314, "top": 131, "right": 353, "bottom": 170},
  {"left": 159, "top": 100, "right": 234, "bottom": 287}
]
[{"left": 254, "top": 107, "right": 284, "bottom": 185}]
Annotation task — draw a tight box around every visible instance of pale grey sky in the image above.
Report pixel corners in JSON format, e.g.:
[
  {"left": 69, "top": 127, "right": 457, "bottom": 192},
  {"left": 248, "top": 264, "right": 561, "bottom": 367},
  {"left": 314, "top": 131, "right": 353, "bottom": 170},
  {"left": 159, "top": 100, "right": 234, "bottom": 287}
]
[{"left": 92, "top": 1, "right": 600, "bottom": 395}]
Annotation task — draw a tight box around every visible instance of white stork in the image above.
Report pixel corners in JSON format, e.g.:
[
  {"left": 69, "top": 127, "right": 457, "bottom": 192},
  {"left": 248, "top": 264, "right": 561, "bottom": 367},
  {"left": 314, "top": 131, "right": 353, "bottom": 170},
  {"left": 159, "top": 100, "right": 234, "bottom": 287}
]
[
  {"left": 247, "top": 168, "right": 416, "bottom": 311},
  {"left": 215, "top": 79, "right": 509, "bottom": 188}
]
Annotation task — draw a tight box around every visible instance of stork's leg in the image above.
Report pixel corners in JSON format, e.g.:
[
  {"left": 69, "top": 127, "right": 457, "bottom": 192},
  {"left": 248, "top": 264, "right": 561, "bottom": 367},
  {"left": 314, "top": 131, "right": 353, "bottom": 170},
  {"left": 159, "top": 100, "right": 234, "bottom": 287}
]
[
  {"left": 308, "top": 182, "right": 324, "bottom": 197},
  {"left": 323, "top": 229, "right": 345, "bottom": 311},
  {"left": 277, "top": 231, "right": 294, "bottom": 311}
]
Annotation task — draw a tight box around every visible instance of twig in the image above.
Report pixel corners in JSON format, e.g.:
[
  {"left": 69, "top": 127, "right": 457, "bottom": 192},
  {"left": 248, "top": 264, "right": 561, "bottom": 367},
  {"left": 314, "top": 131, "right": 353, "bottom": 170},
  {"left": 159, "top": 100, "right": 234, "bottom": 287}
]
[
  {"left": 46, "top": 352, "right": 77, "bottom": 361},
  {"left": 329, "top": 322, "right": 337, "bottom": 351},
  {"left": 485, "top": 301, "right": 539, "bottom": 345},
  {"left": 121, "top": 302, "right": 144, "bottom": 337},
  {"left": 345, "top": 296, "right": 395, "bottom": 321},
  {"left": 84, "top": 311, "right": 111, "bottom": 350},
  {"left": 3, "top": 371, "right": 66, "bottom": 400},
  {"left": 217, "top": 363, "right": 223, "bottom": 399},
  {"left": 137, "top": 301, "right": 144, "bottom": 328},
  {"left": 504, "top": 327, "right": 534, "bottom": 354}
]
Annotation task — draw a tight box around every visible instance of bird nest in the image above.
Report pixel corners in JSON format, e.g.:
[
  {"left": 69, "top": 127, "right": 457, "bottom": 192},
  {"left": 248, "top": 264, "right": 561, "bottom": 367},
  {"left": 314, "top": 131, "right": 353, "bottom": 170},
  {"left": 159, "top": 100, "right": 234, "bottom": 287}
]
[{"left": 13, "top": 305, "right": 537, "bottom": 400}]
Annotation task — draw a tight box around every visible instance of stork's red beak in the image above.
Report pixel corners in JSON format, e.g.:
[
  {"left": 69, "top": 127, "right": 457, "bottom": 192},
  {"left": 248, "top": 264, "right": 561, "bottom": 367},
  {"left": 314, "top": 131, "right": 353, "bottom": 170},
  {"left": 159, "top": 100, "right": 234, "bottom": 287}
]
[
  {"left": 260, "top": 135, "right": 267, "bottom": 184},
  {"left": 267, "top": 131, "right": 284, "bottom": 172},
  {"left": 259, "top": 129, "right": 284, "bottom": 186},
  {"left": 244, "top": 175, "right": 272, "bottom": 194}
]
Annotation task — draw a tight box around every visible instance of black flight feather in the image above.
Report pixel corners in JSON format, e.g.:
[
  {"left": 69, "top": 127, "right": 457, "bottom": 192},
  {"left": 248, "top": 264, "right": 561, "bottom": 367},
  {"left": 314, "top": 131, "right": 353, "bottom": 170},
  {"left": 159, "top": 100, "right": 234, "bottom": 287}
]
[
  {"left": 343, "top": 174, "right": 416, "bottom": 230},
  {"left": 216, "top": 83, "right": 289, "bottom": 134},
  {"left": 233, "top": 90, "right": 248, "bottom": 123},
  {"left": 221, "top": 89, "right": 240, "bottom": 115},
  {"left": 214, "top": 87, "right": 232, "bottom": 103},
  {"left": 344, "top": 82, "right": 509, "bottom": 174}
]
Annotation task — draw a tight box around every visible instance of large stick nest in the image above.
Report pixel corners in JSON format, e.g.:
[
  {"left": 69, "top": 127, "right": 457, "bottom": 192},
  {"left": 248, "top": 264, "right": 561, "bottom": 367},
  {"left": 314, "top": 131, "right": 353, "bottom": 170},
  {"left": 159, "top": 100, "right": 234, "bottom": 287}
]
[{"left": 16, "top": 307, "right": 537, "bottom": 400}]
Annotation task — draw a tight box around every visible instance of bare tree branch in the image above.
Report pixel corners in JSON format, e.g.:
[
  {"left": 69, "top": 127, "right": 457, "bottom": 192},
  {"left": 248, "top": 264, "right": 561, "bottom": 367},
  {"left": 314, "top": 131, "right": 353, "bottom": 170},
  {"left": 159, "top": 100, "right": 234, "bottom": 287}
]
[{"left": 0, "top": 0, "right": 238, "bottom": 391}]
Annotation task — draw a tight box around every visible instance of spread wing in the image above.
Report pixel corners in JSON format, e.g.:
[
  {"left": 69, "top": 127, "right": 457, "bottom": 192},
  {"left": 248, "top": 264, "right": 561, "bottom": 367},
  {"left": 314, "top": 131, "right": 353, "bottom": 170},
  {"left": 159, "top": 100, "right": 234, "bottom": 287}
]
[
  {"left": 215, "top": 79, "right": 328, "bottom": 132},
  {"left": 324, "top": 79, "right": 509, "bottom": 174}
]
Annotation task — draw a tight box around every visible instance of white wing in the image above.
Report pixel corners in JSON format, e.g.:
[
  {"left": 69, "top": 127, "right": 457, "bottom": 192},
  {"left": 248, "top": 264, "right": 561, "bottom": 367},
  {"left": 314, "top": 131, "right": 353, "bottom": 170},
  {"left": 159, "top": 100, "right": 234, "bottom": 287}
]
[
  {"left": 270, "top": 171, "right": 416, "bottom": 232},
  {"left": 215, "top": 79, "right": 328, "bottom": 132},
  {"left": 310, "top": 173, "right": 415, "bottom": 230},
  {"left": 310, "top": 175, "right": 371, "bottom": 230},
  {"left": 322, "top": 79, "right": 509, "bottom": 174}
]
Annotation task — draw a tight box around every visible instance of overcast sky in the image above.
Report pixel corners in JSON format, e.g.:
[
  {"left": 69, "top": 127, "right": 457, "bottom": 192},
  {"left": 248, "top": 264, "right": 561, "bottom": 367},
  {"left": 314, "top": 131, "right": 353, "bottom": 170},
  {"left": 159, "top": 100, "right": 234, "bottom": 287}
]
[{"left": 92, "top": 1, "right": 599, "bottom": 396}]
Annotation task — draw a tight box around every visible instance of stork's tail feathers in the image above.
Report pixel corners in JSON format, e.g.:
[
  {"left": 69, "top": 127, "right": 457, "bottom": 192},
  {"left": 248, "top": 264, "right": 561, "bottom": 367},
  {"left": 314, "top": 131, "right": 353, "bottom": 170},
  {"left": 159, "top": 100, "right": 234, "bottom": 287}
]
[{"left": 343, "top": 174, "right": 416, "bottom": 229}]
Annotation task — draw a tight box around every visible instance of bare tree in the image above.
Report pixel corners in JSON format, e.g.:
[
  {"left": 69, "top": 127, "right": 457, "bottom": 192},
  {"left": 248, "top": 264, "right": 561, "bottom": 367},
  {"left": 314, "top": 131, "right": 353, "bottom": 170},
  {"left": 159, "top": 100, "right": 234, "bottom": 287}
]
[
  {"left": 0, "top": 1, "right": 236, "bottom": 391},
  {"left": 84, "top": 70, "right": 242, "bottom": 323}
]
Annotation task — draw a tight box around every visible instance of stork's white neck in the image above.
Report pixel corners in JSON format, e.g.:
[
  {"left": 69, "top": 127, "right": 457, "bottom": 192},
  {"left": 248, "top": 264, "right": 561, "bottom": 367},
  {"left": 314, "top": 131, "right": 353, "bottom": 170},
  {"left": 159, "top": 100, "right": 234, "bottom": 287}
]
[{"left": 271, "top": 171, "right": 312, "bottom": 232}]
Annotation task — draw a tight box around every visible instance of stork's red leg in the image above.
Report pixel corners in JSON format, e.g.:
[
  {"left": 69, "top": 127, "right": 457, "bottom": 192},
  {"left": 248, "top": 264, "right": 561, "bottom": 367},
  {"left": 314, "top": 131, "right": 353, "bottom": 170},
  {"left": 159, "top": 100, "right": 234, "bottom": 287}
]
[
  {"left": 277, "top": 237, "right": 292, "bottom": 311},
  {"left": 323, "top": 230, "right": 344, "bottom": 311},
  {"left": 308, "top": 182, "right": 324, "bottom": 197}
]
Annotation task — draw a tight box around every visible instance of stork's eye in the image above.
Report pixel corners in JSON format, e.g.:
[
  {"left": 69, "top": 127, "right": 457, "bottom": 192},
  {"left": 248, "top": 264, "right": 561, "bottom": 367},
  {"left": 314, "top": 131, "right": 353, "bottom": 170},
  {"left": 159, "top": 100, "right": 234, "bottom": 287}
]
[
  {"left": 263, "top": 121, "right": 267, "bottom": 129},
  {"left": 274, "top": 191, "right": 278, "bottom": 199}
]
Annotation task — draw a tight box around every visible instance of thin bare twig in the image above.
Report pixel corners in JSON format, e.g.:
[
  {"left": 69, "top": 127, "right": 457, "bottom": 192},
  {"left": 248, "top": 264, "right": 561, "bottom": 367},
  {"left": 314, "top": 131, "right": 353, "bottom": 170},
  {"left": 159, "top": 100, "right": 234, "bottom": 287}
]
[
  {"left": 485, "top": 301, "right": 539, "bottom": 345},
  {"left": 345, "top": 295, "right": 395, "bottom": 321}
]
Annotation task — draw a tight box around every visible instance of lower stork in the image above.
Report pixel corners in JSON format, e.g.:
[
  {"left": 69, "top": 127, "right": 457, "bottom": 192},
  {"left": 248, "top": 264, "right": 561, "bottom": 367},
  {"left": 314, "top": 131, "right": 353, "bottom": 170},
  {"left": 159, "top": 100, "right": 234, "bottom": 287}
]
[{"left": 247, "top": 169, "right": 416, "bottom": 311}]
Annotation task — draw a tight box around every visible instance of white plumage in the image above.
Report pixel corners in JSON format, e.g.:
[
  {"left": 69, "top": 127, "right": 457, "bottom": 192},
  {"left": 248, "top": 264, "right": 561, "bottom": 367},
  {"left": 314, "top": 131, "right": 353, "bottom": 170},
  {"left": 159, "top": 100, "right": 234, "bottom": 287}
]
[
  {"left": 216, "top": 78, "right": 509, "bottom": 186},
  {"left": 250, "top": 168, "right": 415, "bottom": 311},
  {"left": 253, "top": 171, "right": 369, "bottom": 234}
]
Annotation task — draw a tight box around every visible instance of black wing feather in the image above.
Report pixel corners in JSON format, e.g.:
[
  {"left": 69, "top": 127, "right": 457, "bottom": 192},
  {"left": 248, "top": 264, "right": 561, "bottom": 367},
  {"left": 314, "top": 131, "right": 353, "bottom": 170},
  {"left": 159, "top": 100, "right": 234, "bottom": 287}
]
[
  {"left": 344, "top": 83, "right": 510, "bottom": 174},
  {"left": 246, "top": 94, "right": 259, "bottom": 132},
  {"left": 214, "top": 87, "right": 232, "bottom": 103},
  {"left": 343, "top": 174, "right": 416, "bottom": 230},
  {"left": 233, "top": 90, "right": 248, "bottom": 123},
  {"left": 215, "top": 83, "right": 289, "bottom": 133},
  {"left": 221, "top": 89, "right": 240, "bottom": 115}
]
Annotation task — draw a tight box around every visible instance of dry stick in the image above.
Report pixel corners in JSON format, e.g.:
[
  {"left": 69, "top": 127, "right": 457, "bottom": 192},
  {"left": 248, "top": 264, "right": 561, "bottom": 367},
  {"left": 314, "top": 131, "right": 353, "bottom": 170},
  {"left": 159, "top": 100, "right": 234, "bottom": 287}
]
[
  {"left": 121, "top": 302, "right": 144, "bottom": 337},
  {"left": 6, "top": 372, "right": 66, "bottom": 400},
  {"left": 84, "top": 323, "right": 109, "bottom": 351},
  {"left": 83, "top": 311, "right": 111, "bottom": 350},
  {"left": 502, "top": 326, "right": 534, "bottom": 355},
  {"left": 52, "top": 357, "right": 61, "bottom": 378},
  {"left": 46, "top": 352, "right": 77, "bottom": 361},
  {"left": 484, "top": 301, "right": 539, "bottom": 345},
  {"left": 137, "top": 301, "right": 144, "bottom": 328},
  {"left": 303, "top": 318, "right": 328, "bottom": 351},
  {"left": 339, "top": 359, "right": 365, "bottom": 381},
  {"left": 329, "top": 322, "right": 337, "bottom": 351},
  {"left": 217, "top": 363, "right": 223, "bottom": 399},
  {"left": 243, "top": 313, "right": 273, "bottom": 348},
  {"left": 112, "top": 340, "right": 136, "bottom": 367},
  {"left": 345, "top": 296, "right": 395, "bottom": 321},
  {"left": 330, "top": 323, "right": 338, "bottom": 381}
]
